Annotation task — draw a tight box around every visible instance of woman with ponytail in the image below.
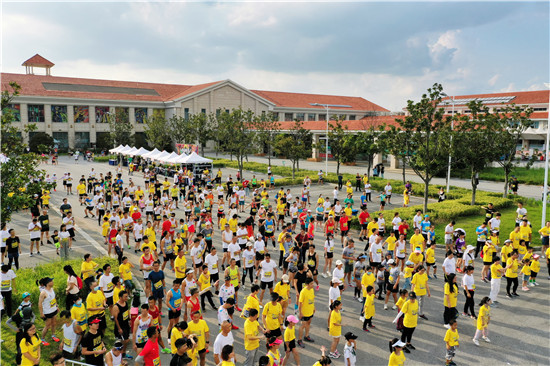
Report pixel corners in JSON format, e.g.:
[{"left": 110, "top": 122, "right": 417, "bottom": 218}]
[
  {"left": 443, "top": 273, "right": 459, "bottom": 328},
  {"left": 388, "top": 337, "right": 407, "bottom": 365},
  {"left": 328, "top": 300, "right": 343, "bottom": 359}
]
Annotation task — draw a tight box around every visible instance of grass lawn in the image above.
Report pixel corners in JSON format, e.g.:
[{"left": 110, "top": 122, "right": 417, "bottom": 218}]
[
  {"left": 451, "top": 166, "right": 546, "bottom": 186},
  {"left": 434, "top": 199, "right": 545, "bottom": 248}
]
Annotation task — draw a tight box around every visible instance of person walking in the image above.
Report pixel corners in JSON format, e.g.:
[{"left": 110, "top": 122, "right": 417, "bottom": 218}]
[
  {"left": 392, "top": 291, "right": 419, "bottom": 353},
  {"left": 461, "top": 266, "right": 476, "bottom": 318}
]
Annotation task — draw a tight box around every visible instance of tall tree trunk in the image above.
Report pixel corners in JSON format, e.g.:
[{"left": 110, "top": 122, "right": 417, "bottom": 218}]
[
  {"left": 292, "top": 162, "right": 296, "bottom": 179},
  {"left": 337, "top": 160, "right": 340, "bottom": 176},
  {"left": 471, "top": 168, "right": 478, "bottom": 205},
  {"left": 423, "top": 179, "right": 429, "bottom": 214},
  {"left": 401, "top": 157, "right": 406, "bottom": 185},
  {"left": 367, "top": 158, "right": 372, "bottom": 179},
  {"left": 503, "top": 165, "right": 510, "bottom": 198},
  {"left": 297, "top": 159, "right": 300, "bottom": 171}
]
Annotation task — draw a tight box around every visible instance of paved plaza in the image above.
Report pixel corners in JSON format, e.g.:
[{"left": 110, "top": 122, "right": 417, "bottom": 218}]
[{"left": 4, "top": 156, "right": 550, "bottom": 365}]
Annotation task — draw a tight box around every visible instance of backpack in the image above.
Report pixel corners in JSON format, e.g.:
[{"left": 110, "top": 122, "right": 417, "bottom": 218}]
[{"left": 76, "top": 276, "right": 84, "bottom": 290}]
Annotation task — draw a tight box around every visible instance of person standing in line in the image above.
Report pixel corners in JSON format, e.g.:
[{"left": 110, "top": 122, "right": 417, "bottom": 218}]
[
  {"left": 0, "top": 264, "right": 16, "bottom": 317},
  {"left": 392, "top": 291, "right": 419, "bottom": 353},
  {"left": 461, "top": 266, "right": 476, "bottom": 318},
  {"left": 489, "top": 257, "right": 506, "bottom": 306},
  {"left": 472, "top": 297, "right": 492, "bottom": 346},
  {"left": 444, "top": 319, "right": 459, "bottom": 366}
]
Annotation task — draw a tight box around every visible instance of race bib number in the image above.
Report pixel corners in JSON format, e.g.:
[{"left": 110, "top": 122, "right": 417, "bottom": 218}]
[
  {"left": 64, "top": 338, "right": 72, "bottom": 347},
  {"left": 212, "top": 264, "right": 218, "bottom": 269},
  {"left": 123, "top": 310, "right": 129, "bottom": 320},
  {"left": 1, "top": 280, "right": 10, "bottom": 291},
  {"left": 153, "top": 357, "right": 161, "bottom": 366},
  {"left": 264, "top": 271, "right": 272, "bottom": 278},
  {"left": 50, "top": 298, "right": 57, "bottom": 307},
  {"left": 174, "top": 299, "right": 181, "bottom": 308},
  {"left": 154, "top": 281, "right": 163, "bottom": 289}
]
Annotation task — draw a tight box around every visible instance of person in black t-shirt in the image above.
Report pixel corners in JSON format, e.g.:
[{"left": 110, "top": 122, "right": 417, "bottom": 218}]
[
  {"left": 81, "top": 316, "right": 106, "bottom": 366},
  {"left": 171, "top": 338, "right": 194, "bottom": 366},
  {"left": 6, "top": 229, "right": 21, "bottom": 270}
]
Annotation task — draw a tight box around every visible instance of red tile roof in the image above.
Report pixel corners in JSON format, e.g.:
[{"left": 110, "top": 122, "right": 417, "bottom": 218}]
[
  {"left": 277, "top": 115, "right": 401, "bottom": 132},
  {"left": 1, "top": 73, "right": 191, "bottom": 102},
  {"left": 22, "top": 54, "right": 55, "bottom": 67},
  {"left": 250, "top": 89, "right": 389, "bottom": 112},
  {"left": 443, "top": 90, "right": 549, "bottom": 106},
  {"left": 167, "top": 80, "right": 223, "bottom": 100}
]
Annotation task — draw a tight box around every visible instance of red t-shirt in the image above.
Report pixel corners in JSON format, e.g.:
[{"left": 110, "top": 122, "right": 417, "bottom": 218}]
[
  {"left": 325, "top": 220, "right": 335, "bottom": 233},
  {"left": 398, "top": 223, "right": 409, "bottom": 236},
  {"left": 139, "top": 339, "right": 160, "bottom": 366},
  {"left": 109, "top": 229, "right": 118, "bottom": 244},
  {"left": 162, "top": 220, "right": 171, "bottom": 234},
  {"left": 132, "top": 211, "right": 142, "bottom": 222},
  {"left": 148, "top": 305, "right": 161, "bottom": 328},
  {"left": 359, "top": 211, "right": 370, "bottom": 225},
  {"left": 340, "top": 216, "right": 349, "bottom": 231}
]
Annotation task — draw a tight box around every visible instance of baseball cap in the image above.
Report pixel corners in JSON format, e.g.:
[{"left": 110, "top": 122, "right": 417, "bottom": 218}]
[
  {"left": 387, "top": 259, "right": 395, "bottom": 265},
  {"left": 282, "top": 274, "right": 289, "bottom": 283},
  {"left": 345, "top": 332, "right": 358, "bottom": 340},
  {"left": 114, "top": 341, "right": 124, "bottom": 350},
  {"left": 405, "top": 260, "right": 413, "bottom": 266},
  {"left": 414, "top": 247, "right": 421, "bottom": 253},
  {"left": 424, "top": 214, "right": 429, "bottom": 218},
  {"left": 287, "top": 315, "right": 299, "bottom": 324},
  {"left": 225, "top": 275, "right": 231, "bottom": 281},
  {"left": 268, "top": 339, "right": 283, "bottom": 346},
  {"left": 89, "top": 317, "right": 101, "bottom": 324},
  {"left": 22, "top": 292, "right": 30, "bottom": 299},
  {"left": 335, "top": 260, "right": 343, "bottom": 266}
]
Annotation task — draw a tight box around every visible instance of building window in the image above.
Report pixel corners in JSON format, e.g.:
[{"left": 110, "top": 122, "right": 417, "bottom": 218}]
[
  {"left": 308, "top": 113, "right": 316, "bottom": 121},
  {"left": 96, "top": 107, "right": 110, "bottom": 123},
  {"left": 135, "top": 108, "right": 147, "bottom": 124},
  {"left": 296, "top": 113, "right": 305, "bottom": 121},
  {"left": 96, "top": 132, "right": 111, "bottom": 150},
  {"left": 51, "top": 105, "right": 68, "bottom": 123},
  {"left": 319, "top": 114, "right": 327, "bottom": 121},
  {"left": 74, "top": 106, "right": 89, "bottom": 123},
  {"left": 201, "top": 109, "right": 207, "bottom": 114},
  {"left": 74, "top": 132, "right": 90, "bottom": 149},
  {"left": 184, "top": 108, "right": 190, "bottom": 120},
  {"left": 284, "top": 113, "right": 293, "bottom": 121},
  {"left": 28, "top": 104, "right": 45, "bottom": 122},
  {"left": 533, "top": 108, "right": 547, "bottom": 111},
  {"left": 52, "top": 132, "right": 69, "bottom": 152},
  {"left": 3, "top": 104, "right": 21, "bottom": 122},
  {"left": 115, "top": 107, "right": 129, "bottom": 123},
  {"left": 530, "top": 121, "right": 540, "bottom": 129},
  {"left": 349, "top": 115, "right": 356, "bottom": 120}
]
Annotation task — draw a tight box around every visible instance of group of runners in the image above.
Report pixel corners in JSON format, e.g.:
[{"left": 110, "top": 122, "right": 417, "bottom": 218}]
[{"left": 1, "top": 162, "right": 549, "bottom": 366}]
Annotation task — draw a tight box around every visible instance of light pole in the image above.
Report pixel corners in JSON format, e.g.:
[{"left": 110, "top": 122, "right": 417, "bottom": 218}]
[
  {"left": 309, "top": 103, "right": 352, "bottom": 176},
  {"left": 542, "top": 97, "right": 550, "bottom": 227},
  {"left": 441, "top": 93, "right": 455, "bottom": 193}
]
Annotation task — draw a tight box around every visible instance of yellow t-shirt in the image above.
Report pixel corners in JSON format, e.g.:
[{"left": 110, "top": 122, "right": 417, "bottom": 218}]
[
  {"left": 408, "top": 253, "right": 424, "bottom": 266},
  {"left": 411, "top": 272, "right": 428, "bottom": 296},
  {"left": 119, "top": 263, "right": 133, "bottom": 281},
  {"left": 228, "top": 219, "right": 238, "bottom": 233},
  {"left": 517, "top": 245, "right": 527, "bottom": 255},
  {"left": 425, "top": 248, "right": 435, "bottom": 264},
  {"left": 500, "top": 245, "right": 512, "bottom": 263},
  {"left": 113, "top": 285, "right": 126, "bottom": 304},
  {"left": 77, "top": 184, "right": 86, "bottom": 194},
  {"left": 175, "top": 256, "right": 187, "bottom": 279},
  {"left": 276, "top": 203, "right": 286, "bottom": 215},
  {"left": 444, "top": 328, "right": 460, "bottom": 347},
  {"left": 243, "top": 295, "right": 260, "bottom": 315},
  {"left": 198, "top": 273, "right": 210, "bottom": 291},
  {"left": 42, "top": 194, "right": 50, "bottom": 205},
  {"left": 101, "top": 222, "right": 110, "bottom": 237},
  {"left": 519, "top": 226, "right": 532, "bottom": 241},
  {"left": 401, "top": 300, "right": 418, "bottom": 328},
  {"left": 410, "top": 234, "right": 425, "bottom": 252},
  {"left": 81, "top": 261, "right": 98, "bottom": 280},
  {"left": 505, "top": 258, "right": 518, "bottom": 278},
  {"left": 403, "top": 267, "right": 414, "bottom": 279},
  {"left": 386, "top": 236, "right": 397, "bottom": 251},
  {"left": 490, "top": 263, "right": 503, "bottom": 279},
  {"left": 185, "top": 320, "right": 209, "bottom": 350},
  {"left": 366, "top": 221, "right": 379, "bottom": 236},
  {"left": 364, "top": 293, "right": 375, "bottom": 318},
  {"left": 344, "top": 207, "right": 352, "bottom": 218},
  {"left": 263, "top": 302, "right": 282, "bottom": 331},
  {"left": 477, "top": 305, "right": 490, "bottom": 330},
  {"left": 145, "top": 227, "right": 157, "bottom": 244},
  {"left": 509, "top": 231, "right": 521, "bottom": 249},
  {"left": 329, "top": 310, "right": 342, "bottom": 336},
  {"left": 546, "top": 248, "right": 550, "bottom": 259},
  {"left": 443, "top": 282, "right": 458, "bottom": 308},
  {"left": 274, "top": 282, "right": 290, "bottom": 301},
  {"left": 71, "top": 305, "right": 88, "bottom": 331},
  {"left": 298, "top": 287, "right": 315, "bottom": 317},
  {"left": 530, "top": 260, "right": 540, "bottom": 273},
  {"left": 520, "top": 264, "right": 531, "bottom": 276},
  {"left": 170, "top": 327, "right": 183, "bottom": 354},
  {"left": 244, "top": 319, "right": 260, "bottom": 351},
  {"left": 187, "top": 347, "right": 198, "bottom": 366},
  {"left": 141, "top": 241, "right": 157, "bottom": 252},
  {"left": 284, "top": 326, "right": 295, "bottom": 342},
  {"left": 388, "top": 351, "right": 406, "bottom": 366},
  {"left": 395, "top": 296, "right": 406, "bottom": 310},
  {"left": 539, "top": 226, "right": 550, "bottom": 236},
  {"left": 86, "top": 291, "right": 106, "bottom": 316},
  {"left": 20, "top": 336, "right": 41, "bottom": 366}
]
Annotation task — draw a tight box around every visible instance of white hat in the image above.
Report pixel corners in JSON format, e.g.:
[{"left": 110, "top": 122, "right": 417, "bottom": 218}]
[
  {"left": 335, "top": 260, "right": 343, "bottom": 266},
  {"left": 466, "top": 245, "right": 475, "bottom": 252},
  {"left": 387, "top": 259, "right": 395, "bottom": 265},
  {"left": 392, "top": 340, "right": 406, "bottom": 348},
  {"left": 332, "top": 277, "right": 342, "bottom": 284}
]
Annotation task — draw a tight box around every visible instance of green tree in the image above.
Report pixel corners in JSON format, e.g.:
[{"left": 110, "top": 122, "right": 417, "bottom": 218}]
[
  {"left": 491, "top": 105, "right": 535, "bottom": 197},
  {"left": 274, "top": 119, "right": 312, "bottom": 178},
  {"left": 253, "top": 112, "right": 281, "bottom": 165},
  {"left": 1, "top": 82, "right": 48, "bottom": 222},
  {"left": 217, "top": 108, "right": 256, "bottom": 178},
  {"left": 29, "top": 131, "right": 55, "bottom": 154},
  {"left": 379, "top": 125, "right": 412, "bottom": 184},
  {"left": 452, "top": 101, "right": 504, "bottom": 204},
  {"left": 108, "top": 108, "right": 134, "bottom": 147},
  {"left": 397, "top": 83, "right": 453, "bottom": 213},
  {"left": 168, "top": 115, "right": 192, "bottom": 146},
  {"left": 356, "top": 124, "right": 386, "bottom": 179},
  {"left": 144, "top": 114, "right": 172, "bottom": 151},
  {"left": 188, "top": 112, "right": 213, "bottom": 156},
  {"left": 327, "top": 117, "right": 354, "bottom": 175}
]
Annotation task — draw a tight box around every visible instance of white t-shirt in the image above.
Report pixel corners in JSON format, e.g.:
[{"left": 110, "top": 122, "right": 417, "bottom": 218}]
[
  {"left": 413, "top": 215, "right": 422, "bottom": 229},
  {"left": 214, "top": 331, "right": 235, "bottom": 360},
  {"left": 99, "top": 273, "right": 115, "bottom": 298},
  {"left": 343, "top": 343, "right": 357, "bottom": 366},
  {"left": 392, "top": 217, "right": 402, "bottom": 231},
  {"left": 328, "top": 286, "right": 341, "bottom": 306},
  {"left": 28, "top": 222, "right": 41, "bottom": 239},
  {"left": 260, "top": 260, "right": 277, "bottom": 282},
  {"left": 462, "top": 273, "right": 475, "bottom": 290},
  {"left": 364, "top": 183, "right": 371, "bottom": 193},
  {"left": 222, "top": 231, "right": 233, "bottom": 249},
  {"left": 242, "top": 249, "right": 255, "bottom": 268},
  {"left": 190, "top": 247, "right": 203, "bottom": 265},
  {"left": 133, "top": 224, "right": 143, "bottom": 239},
  {"left": 378, "top": 218, "right": 386, "bottom": 231},
  {"left": 333, "top": 189, "right": 338, "bottom": 200},
  {"left": 370, "top": 242, "right": 383, "bottom": 262},
  {"left": 0, "top": 270, "right": 16, "bottom": 292},
  {"left": 444, "top": 225, "right": 454, "bottom": 240},
  {"left": 332, "top": 267, "right": 345, "bottom": 283},
  {"left": 395, "top": 240, "right": 406, "bottom": 258},
  {"left": 488, "top": 218, "right": 501, "bottom": 231},
  {"left": 228, "top": 243, "right": 241, "bottom": 261},
  {"left": 237, "top": 228, "right": 248, "bottom": 245},
  {"left": 0, "top": 229, "right": 9, "bottom": 248},
  {"left": 442, "top": 257, "right": 456, "bottom": 275},
  {"left": 384, "top": 185, "right": 392, "bottom": 195},
  {"left": 289, "top": 206, "right": 298, "bottom": 219},
  {"left": 516, "top": 207, "right": 527, "bottom": 221},
  {"left": 254, "top": 239, "right": 266, "bottom": 254},
  {"left": 63, "top": 216, "right": 75, "bottom": 230},
  {"left": 205, "top": 253, "right": 219, "bottom": 274},
  {"left": 324, "top": 239, "right": 335, "bottom": 254}
]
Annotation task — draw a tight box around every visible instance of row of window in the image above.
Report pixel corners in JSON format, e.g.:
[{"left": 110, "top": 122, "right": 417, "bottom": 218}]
[{"left": 3, "top": 104, "right": 166, "bottom": 124}]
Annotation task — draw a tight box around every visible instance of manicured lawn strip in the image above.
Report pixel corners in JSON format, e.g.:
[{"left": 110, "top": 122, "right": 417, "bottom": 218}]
[{"left": 451, "top": 166, "right": 546, "bottom": 186}]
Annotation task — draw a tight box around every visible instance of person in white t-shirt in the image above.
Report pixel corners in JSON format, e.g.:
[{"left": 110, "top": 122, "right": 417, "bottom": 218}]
[
  {"left": 205, "top": 248, "right": 220, "bottom": 292},
  {"left": 257, "top": 254, "right": 278, "bottom": 304},
  {"left": 213, "top": 321, "right": 235, "bottom": 364},
  {"left": 241, "top": 243, "right": 255, "bottom": 288},
  {"left": 99, "top": 264, "right": 115, "bottom": 314},
  {"left": 413, "top": 210, "right": 423, "bottom": 230},
  {"left": 384, "top": 183, "right": 393, "bottom": 205},
  {"left": 488, "top": 214, "right": 501, "bottom": 234},
  {"left": 343, "top": 332, "right": 358, "bottom": 366},
  {"left": 442, "top": 251, "right": 456, "bottom": 278},
  {"left": 444, "top": 221, "right": 455, "bottom": 251},
  {"left": 28, "top": 218, "right": 42, "bottom": 256}
]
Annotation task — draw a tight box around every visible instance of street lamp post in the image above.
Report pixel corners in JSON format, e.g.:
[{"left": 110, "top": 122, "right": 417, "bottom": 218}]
[
  {"left": 542, "top": 105, "right": 550, "bottom": 227},
  {"left": 309, "top": 103, "right": 352, "bottom": 176},
  {"left": 441, "top": 93, "right": 455, "bottom": 193}
]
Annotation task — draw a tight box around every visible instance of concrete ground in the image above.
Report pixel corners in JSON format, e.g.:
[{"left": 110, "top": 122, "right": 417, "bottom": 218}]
[{"left": 3, "top": 156, "right": 549, "bottom": 365}]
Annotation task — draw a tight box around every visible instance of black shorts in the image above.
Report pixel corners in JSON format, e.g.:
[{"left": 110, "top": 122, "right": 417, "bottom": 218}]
[
  {"left": 255, "top": 252, "right": 265, "bottom": 261},
  {"left": 0, "top": 247, "right": 5, "bottom": 253},
  {"left": 531, "top": 271, "right": 538, "bottom": 278},
  {"left": 164, "top": 253, "right": 176, "bottom": 261},
  {"left": 268, "top": 327, "right": 282, "bottom": 338},
  {"left": 210, "top": 273, "right": 219, "bottom": 285},
  {"left": 483, "top": 261, "right": 493, "bottom": 266},
  {"left": 389, "top": 284, "right": 399, "bottom": 293},
  {"left": 285, "top": 339, "right": 296, "bottom": 352},
  {"left": 136, "top": 341, "right": 146, "bottom": 349},
  {"left": 341, "top": 230, "right": 349, "bottom": 237},
  {"left": 265, "top": 232, "right": 274, "bottom": 238},
  {"left": 301, "top": 315, "right": 313, "bottom": 322},
  {"left": 194, "top": 262, "right": 203, "bottom": 269},
  {"left": 283, "top": 260, "right": 289, "bottom": 270},
  {"left": 44, "top": 309, "right": 58, "bottom": 319},
  {"left": 326, "top": 252, "right": 334, "bottom": 259},
  {"left": 146, "top": 211, "right": 153, "bottom": 217},
  {"left": 115, "top": 325, "right": 130, "bottom": 340},
  {"left": 370, "top": 261, "right": 380, "bottom": 268},
  {"left": 98, "top": 315, "right": 107, "bottom": 331},
  {"left": 293, "top": 218, "right": 298, "bottom": 224},
  {"left": 105, "top": 296, "right": 114, "bottom": 306},
  {"left": 456, "top": 253, "right": 463, "bottom": 258},
  {"left": 198, "top": 348, "right": 207, "bottom": 355},
  {"left": 361, "top": 224, "right": 368, "bottom": 230},
  {"left": 278, "top": 215, "right": 284, "bottom": 221},
  {"left": 380, "top": 201, "right": 386, "bottom": 207},
  {"left": 41, "top": 227, "right": 49, "bottom": 233},
  {"left": 426, "top": 262, "right": 435, "bottom": 267},
  {"left": 335, "top": 216, "right": 341, "bottom": 222},
  {"left": 135, "top": 238, "right": 142, "bottom": 243},
  {"left": 86, "top": 206, "right": 94, "bottom": 211},
  {"left": 260, "top": 281, "right": 274, "bottom": 290},
  {"left": 223, "top": 248, "right": 228, "bottom": 253},
  {"left": 79, "top": 194, "right": 85, "bottom": 198},
  {"left": 152, "top": 290, "right": 165, "bottom": 300},
  {"left": 315, "top": 216, "right": 322, "bottom": 222},
  {"left": 169, "top": 309, "right": 181, "bottom": 319}
]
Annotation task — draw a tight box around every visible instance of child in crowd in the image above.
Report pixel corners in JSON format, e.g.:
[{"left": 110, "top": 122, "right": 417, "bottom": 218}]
[
  {"left": 473, "top": 297, "right": 491, "bottom": 346},
  {"left": 444, "top": 319, "right": 459, "bottom": 365},
  {"left": 520, "top": 258, "right": 532, "bottom": 291},
  {"left": 529, "top": 254, "right": 540, "bottom": 286}
]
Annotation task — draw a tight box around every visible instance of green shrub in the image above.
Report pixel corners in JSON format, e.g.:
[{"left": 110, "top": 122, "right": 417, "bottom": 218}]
[{"left": 93, "top": 156, "right": 111, "bottom": 162}]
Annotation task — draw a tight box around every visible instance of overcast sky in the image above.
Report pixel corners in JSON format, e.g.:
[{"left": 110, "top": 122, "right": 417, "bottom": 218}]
[{"left": 2, "top": 1, "right": 548, "bottom": 111}]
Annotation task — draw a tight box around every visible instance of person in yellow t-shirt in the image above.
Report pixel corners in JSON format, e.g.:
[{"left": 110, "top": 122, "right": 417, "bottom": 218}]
[
  {"left": 361, "top": 268, "right": 376, "bottom": 298},
  {"left": 472, "top": 297, "right": 491, "bottom": 346},
  {"left": 408, "top": 249, "right": 424, "bottom": 272},
  {"left": 392, "top": 292, "right": 419, "bottom": 350},
  {"left": 409, "top": 228, "right": 426, "bottom": 253},
  {"left": 282, "top": 315, "right": 300, "bottom": 366},
  {"left": 443, "top": 273, "right": 458, "bottom": 326},
  {"left": 489, "top": 257, "right": 506, "bottom": 303},
  {"left": 119, "top": 257, "right": 134, "bottom": 291},
  {"left": 425, "top": 242, "right": 437, "bottom": 278},
  {"left": 20, "top": 323, "right": 41, "bottom": 366},
  {"left": 500, "top": 240, "right": 513, "bottom": 263},
  {"left": 520, "top": 258, "right": 531, "bottom": 291},
  {"left": 385, "top": 232, "right": 397, "bottom": 257},
  {"left": 539, "top": 221, "right": 550, "bottom": 257},
  {"left": 297, "top": 279, "right": 315, "bottom": 347},
  {"left": 328, "top": 300, "right": 342, "bottom": 358},
  {"left": 262, "top": 292, "right": 283, "bottom": 337},
  {"left": 388, "top": 339, "right": 407, "bottom": 366},
  {"left": 509, "top": 227, "right": 521, "bottom": 249},
  {"left": 403, "top": 261, "right": 414, "bottom": 291},
  {"left": 174, "top": 248, "right": 187, "bottom": 279},
  {"left": 529, "top": 254, "right": 541, "bottom": 286},
  {"left": 362, "top": 286, "right": 375, "bottom": 330},
  {"left": 505, "top": 250, "right": 519, "bottom": 297},
  {"left": 244, "top": 309, "right": 264, "bottom": 362},
  {"left": 184, "top": 311, "right": 210, "bottom": 364},
  {"left": 444, "top": 319, "right": 459, "bottom": 365},
  {"left": 411, "top": 267, "right": 430, "bottom": 319}
]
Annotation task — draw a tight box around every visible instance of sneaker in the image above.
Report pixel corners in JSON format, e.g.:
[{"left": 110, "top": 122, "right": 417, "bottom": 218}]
[
  {"left": 329, "top": 352, "right": 339, "bottom": 359},
  {"left": 357, "top": 297, "right": 363, "bottom": 303},
  {"left": 241, "top": 284, "right": 246, "bottom": 290},
  {"left": 529, "top": 283, "right": 535, "bottom": 287},
  {"left": 481, "top": 278, "right": 488, "bottom": 283},
  {"left": 41, "top": 339, "right": 50, "bottom": 346},
  {"left": 368, "top": 324, "right": 376, "bottom": 329},
  {"left": 443, "top": 324, "right": 451, "bottom": 329},
  {"left": 392, "top": 305, "right": 397, "bottom": 310},
  {"left": 403, "top": 347, "right": 410, "bottom": 353},
  {"left": 37, "top": 251, "right": 41, "bottom": 255},
  {"left": 534, "top": 282, "right": 540, "bottom": 286},
  {"left": 315, "top": 285, "right": 320, "bottom": 291},
  {"left": 235, "top": 306, "right": 242, "bottom": 312},
  {"left": 473, "top": 338, "right": 480, "bottom": 346},
  {"left": 161, "top": 348, "right": 171, "bottom": 354},
  {"left": 493, "top": 300, "right": 500, "bottom": 304},
  {"left": 30, "top": 253, "right": 33, "bottom": 257},
  {"left": 427, "top": 275, "right": 432, "bottom": 279},
  {"left": 512, "top": 293, "right": 520, "bottom": 297},
  {"left": 326, "top": 271, "right": 331, "bottom": 277},
  {"left": 231, "top": 324, "right": 239, "bottom": 330},
  {"left": 407, "top": 344, "right": 416, "bottom": 350},
  {"left": 321, "top": 272, "right": 328, "bottom": 278},
  {"left": 124, "top": 354, "right": 134, "bottom": 359},
  {"left": 482, "top": 336, "right": 491, "bottom": 343},
  {"left": 462, "top": 312, "right": 470, "bottom": 317},
  {"left": 384, "top": 304, "right": 388, "bottom": 310},
  {"left": 362, "top": 328, "right": 370, "bottom": 332},
  {"left": 433, "top": 274, "right": 437, "bottom": 279},
  {"left": 51, "top": 335, "right": 60, "bottom": 342},
  {"left": 506, "top": 294, "right": 512, "bottom": 298},
  {"left": 419, "top": 314, "right": 428, "bottom": 320},
  {"left": 304, "top": 336, "right": 314, "bottom": 343},
  {"left": 522, "top": 286, "right": 530, "bottom": 291},
  {"left": 297, "top": 340, "right": 305, "bottom": 348}
]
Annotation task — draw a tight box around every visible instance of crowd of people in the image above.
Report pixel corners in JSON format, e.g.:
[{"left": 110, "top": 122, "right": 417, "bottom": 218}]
[{"left": 1, "top": 163, "right": 549, "bottom": 366}]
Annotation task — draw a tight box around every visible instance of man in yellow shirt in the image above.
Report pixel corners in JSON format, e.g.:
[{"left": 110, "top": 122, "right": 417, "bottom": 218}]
[
  {"left": 262, "top": 292, "right": 283, "bottom": 339},
  {"left": 86, "top": 280, "right": 107, "bottom": 334},
  {"left": 411, "top": 266, "right": 430, "bottom": 320},
  {"left": 174, "top": 247, "right": 187, "bottom": 279},
  {"left": 244, "top": 308, "right": 264, "bottom": 366},
  {"left": 77, "top": 183, "right": 87, "bottom": 204},
  {"left": 409, "top": 228, "right": 426, "bottom": 253},
  {"left": 509, "top": 226, "right": 521, "bottom": 249},
  {"left": 81, "top": 254, "right": 99, "bottom": 290},
  {"left": 297, "top": 278, "right": 315, "bottom": 348},
  {"left": 518, "top": 219, "right": 532, "bottom": 245},
  {"left": 184, "top": 311, "right": 209, "bottom": 366}
]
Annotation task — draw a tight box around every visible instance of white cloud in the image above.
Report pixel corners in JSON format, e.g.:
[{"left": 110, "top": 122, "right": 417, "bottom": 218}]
[
  {"left": 428, "top": 30, "right": 461, "bottom": 64},
  {"left": 227, "top": 3, "right": 278, "bottom": 27},
  {"left": 488, "top": 74, "right": 500, "bottom": 86}
]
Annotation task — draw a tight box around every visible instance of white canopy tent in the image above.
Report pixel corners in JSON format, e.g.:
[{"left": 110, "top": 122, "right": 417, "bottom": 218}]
[
  {"left": 133, "top": 147, "right": 150, "bottom": 156},
  {"left": 109, "top": 145, "right": 125, "bottom": 153},
  {"left": 121, "top": 147, "right": 139, "bottom": 156},
  {"left": 141, "top": 148, "right": 161, "bottom": 159},
  {"left": 152, "top": 151, "right": 171, "bottom": 162},
  {"left": 117, "top": 145, "right": 133, "bottom": 155},
  {"left": 181, "top": 152, "right": 213, "bottom": 164},
  {"left": 160, "top": 152, "right": 180, "bottom": 163}
]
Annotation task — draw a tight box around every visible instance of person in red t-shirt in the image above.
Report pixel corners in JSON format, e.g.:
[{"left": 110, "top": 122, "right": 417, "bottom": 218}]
[
  {"left": 325, "top": 216, "right": 336, "bottom": 236},
  {"left": 147, "top": 297, "right": 170, "bottom": 354},
  {"left": 358, "top": 207, "right": 370, "bottom": 241},
  {"left": 136, "top": 326, "right": 160, "bottom": 366},
  {"left": 131, "top": 208, "right": 142, "bottom": 223},
  {"left": 161, "top": 216, "right": 171, "bottom": 237},
  {"left": 340, "top": 215, "right": 350, "bottom": 245},
  {"left": 398, "top": 219, "right": 410, "bottom": 239}
]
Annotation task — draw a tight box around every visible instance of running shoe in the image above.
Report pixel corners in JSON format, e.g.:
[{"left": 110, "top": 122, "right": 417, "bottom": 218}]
[
  {"left": 443, "top": 324, "right": 450, "bottom": 329},
  {"left": 522, "top": 286, "right": 530, "bottom": 291},
  {"left": 362, "top": 328, "right": 370, "bottom": 332},
  {"left": 231, "top": 324, "right": 239, "bottom": 330},
  {"left": 328, "top": 352, "right": 339, "bottom": 359},
  {"left": 407, "top": 344, "right": 416, "bottom": 350},
  {"left": 472, "top": 338, "right": 480, "bottom": 346},
  {"left": 392, "top": 305, "right": 397, "bottom": 310},
  {"left": 297, "top": 340, "right": 305, "bottom": 348},
  {"left": 41, "top": 339, "right": 50, "bottom": 346},
  {"left": 482, "top": 336, "right": 491, "bottom": 343},
  {"left": 384, "top": 304, "right": 388, "bottom": 310},
  {"left": 235, "top": 306, "right": 242, "bottom": 312},
  {"left": 51, "top": 335, "right": 60, "bottom": 342},
  {"left": 315, "top": 285, "right": 320, "bottom": 291},
  {"left": 419, "top": 314, "right": 428, "bottom": 320},
  {"left": 304, "top": 336, "right": 315, "bottom": 343}
]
